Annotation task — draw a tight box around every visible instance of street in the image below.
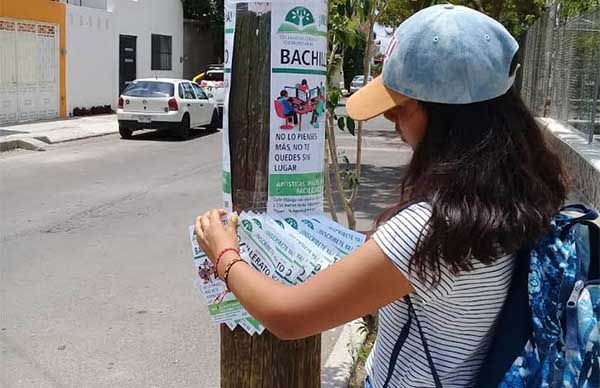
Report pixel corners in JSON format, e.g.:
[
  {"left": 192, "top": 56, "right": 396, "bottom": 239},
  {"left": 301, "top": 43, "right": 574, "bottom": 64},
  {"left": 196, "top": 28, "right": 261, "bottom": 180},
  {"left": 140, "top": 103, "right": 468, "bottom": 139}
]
[{"left": 0, "top": 118, "right": 411, "bottom": 388}]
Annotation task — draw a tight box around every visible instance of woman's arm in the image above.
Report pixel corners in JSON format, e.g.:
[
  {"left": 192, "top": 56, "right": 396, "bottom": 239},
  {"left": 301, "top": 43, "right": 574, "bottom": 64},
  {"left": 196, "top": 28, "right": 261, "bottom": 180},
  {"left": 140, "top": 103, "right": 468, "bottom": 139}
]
[
  {"left": 227, "top": 239, "right": 413, "bottom": 339},
  {"left": 196, "top": 210, "right": 413, "bottom": 340}
]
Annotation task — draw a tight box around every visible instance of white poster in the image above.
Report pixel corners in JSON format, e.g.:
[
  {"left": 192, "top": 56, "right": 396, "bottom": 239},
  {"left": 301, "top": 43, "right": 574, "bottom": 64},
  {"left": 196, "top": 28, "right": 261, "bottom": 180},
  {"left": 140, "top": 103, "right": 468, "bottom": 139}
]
[
  {"left": 267, "top": 1, "right": 328, "bottom": 213},
  {"left": 223, "top": 1, "right": 327, "bottom": 214},
  {"left": 222, "top": 1, "right": 236, "bottom": 211}
]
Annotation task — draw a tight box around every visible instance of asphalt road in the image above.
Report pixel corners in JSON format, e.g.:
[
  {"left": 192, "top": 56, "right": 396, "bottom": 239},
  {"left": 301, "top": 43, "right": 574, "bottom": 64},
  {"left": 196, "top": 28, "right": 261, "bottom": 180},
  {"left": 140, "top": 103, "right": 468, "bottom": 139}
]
[{"left": 0, "top": 128, "right": 351, "bottom": 388}]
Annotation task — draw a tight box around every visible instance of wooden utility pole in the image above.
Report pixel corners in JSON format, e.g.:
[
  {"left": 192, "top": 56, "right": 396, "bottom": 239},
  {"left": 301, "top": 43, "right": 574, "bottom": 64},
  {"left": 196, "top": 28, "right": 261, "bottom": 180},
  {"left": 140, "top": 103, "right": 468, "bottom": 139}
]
[{"left": 223, "top": 3, "right": 321, "bottom": 387}]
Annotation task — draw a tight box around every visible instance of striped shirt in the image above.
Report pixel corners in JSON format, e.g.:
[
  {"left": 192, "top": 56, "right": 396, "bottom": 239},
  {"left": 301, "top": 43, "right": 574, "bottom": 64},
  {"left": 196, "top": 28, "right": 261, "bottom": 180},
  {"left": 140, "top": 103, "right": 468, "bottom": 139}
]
[{"left": 365, "top": 202, "right": 515, "bottom": 387}]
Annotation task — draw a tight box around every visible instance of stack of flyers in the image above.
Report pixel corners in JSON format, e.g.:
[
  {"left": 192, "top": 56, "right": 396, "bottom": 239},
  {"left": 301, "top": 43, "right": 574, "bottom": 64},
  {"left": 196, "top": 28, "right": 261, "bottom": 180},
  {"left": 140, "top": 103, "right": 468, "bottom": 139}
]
[{"left": 188, "top": 212, "right": 366, "bottom": 335}]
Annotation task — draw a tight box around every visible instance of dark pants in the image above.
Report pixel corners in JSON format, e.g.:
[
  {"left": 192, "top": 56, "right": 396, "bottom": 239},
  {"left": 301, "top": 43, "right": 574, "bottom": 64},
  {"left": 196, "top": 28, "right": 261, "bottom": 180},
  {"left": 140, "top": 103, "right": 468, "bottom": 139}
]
[{"left": 285, "top": 111, "right": 298, "bottom": 124}]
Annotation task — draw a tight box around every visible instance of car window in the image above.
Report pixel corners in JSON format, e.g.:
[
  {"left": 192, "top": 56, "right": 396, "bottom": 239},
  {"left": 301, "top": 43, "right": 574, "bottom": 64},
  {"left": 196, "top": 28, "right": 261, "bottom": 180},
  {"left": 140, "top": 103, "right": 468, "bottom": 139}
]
[
  {"left": 192, "top": 83, "right": 208, "bottom": 99},
  {"left": 181, "top": 82, "right": 196, "bottom": 99},
  {"left": 204, "top": 71, "right": 224, "bottom": 82},
  {"left": 178, "top": 84, "right": 184, "bottom": 99},
  {"left": 122, "top": 81, "right": 174, "bottom": 97}
]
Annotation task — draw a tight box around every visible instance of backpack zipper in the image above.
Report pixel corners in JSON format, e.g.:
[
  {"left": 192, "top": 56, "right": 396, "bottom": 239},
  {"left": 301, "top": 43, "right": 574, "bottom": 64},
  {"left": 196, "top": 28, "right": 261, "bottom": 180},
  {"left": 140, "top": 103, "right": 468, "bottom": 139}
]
[{"left": 567, "top": 280, "right": 585, "bottom": 308}]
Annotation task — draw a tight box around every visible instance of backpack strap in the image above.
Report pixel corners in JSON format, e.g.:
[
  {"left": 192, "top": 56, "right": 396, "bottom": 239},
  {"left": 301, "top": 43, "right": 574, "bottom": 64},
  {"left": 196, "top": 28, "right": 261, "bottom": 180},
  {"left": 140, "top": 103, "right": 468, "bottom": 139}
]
[
  {"left": 560, "top": 204, "right": 599, "bottom": 220},
  {"left": 382, "top": 303, "right": 412, "bottom": 388},
  {"left": 580, "top": 220, "right": 600, "bottom": 279},
  {"left": 382, "top": 296, "right": 443, "bottom": 388},
  {"left": 475, "top": 250, "right": 532, "bottom": 387},
  {"left": 406, "top": 296, "right": 443, "bottom": 388},
  {"left": 559, "top": 205, "right": 599, "bottom": 240}
]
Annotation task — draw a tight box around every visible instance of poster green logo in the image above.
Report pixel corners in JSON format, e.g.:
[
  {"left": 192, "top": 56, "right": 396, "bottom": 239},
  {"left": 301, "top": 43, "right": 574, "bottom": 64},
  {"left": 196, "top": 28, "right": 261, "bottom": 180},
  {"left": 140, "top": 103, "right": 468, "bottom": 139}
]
[
  {"left": 302, "top": 219, "right": 315, "bottom": 230},
  {"left": 278, "top": 6, "right": 326, "bottom": 37},
  {"left": 241, "top": 219, "right": 253, "bottom": 232},
  {"left": 285, "top": 218, "right": 298, "bottom": 230}
]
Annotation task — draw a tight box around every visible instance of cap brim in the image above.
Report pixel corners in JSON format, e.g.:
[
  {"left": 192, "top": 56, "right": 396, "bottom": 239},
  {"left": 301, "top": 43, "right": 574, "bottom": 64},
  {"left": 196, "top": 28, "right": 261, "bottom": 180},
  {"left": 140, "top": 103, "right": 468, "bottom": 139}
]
[{"left": 346, "top": 76, "right": 411, "bottom": 121}]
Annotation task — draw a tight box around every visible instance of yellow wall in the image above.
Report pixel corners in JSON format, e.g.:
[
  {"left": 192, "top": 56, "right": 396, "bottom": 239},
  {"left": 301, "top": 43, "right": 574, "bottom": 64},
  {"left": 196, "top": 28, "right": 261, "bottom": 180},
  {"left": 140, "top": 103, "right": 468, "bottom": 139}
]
[{"left": 0, "top": 0, "right": 67, "bottom": 118}]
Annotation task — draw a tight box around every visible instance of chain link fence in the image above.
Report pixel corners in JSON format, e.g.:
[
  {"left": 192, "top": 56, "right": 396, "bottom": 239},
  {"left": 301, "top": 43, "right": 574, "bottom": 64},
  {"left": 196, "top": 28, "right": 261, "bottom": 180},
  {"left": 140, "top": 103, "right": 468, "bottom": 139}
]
[{"left": 520, "top": 4, "right": 600, "bottom": 144}]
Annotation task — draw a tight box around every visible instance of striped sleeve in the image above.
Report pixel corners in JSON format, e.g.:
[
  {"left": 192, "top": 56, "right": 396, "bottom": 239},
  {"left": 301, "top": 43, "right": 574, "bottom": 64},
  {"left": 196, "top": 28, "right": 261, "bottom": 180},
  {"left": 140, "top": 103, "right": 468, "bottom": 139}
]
[{"left": 372, "top": 202, "right": 453, "bottom": 300}]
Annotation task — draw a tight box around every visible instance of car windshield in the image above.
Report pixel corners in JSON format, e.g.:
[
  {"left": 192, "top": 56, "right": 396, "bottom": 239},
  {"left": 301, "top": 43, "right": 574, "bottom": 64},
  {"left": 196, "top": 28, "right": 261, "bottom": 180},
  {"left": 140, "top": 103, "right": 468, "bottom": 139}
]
[
  {"left": 122, "top": 81, "right": 174, "bottom": 97},
  {"left": 353, "top": 76, "right": 372, "bottom": 84},
  {"left": 204, "top": 71, "right": 224, "bottom": 82}
]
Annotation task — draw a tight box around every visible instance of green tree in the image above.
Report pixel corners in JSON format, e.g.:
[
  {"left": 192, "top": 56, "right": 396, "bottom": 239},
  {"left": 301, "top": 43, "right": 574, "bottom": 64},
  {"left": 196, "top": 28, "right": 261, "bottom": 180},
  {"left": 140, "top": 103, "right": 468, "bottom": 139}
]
[
  {"left": 343, "top": 32, "right": 366, "bottom": 89},
  {"left": 325, "top": 0, "right": 362, "bottom": 226},
  {"left": 181, "top": 0, "right": 225, "bottom": 63},
  {"left": 377, "top": 0, "right": 599, "bottom": 40},
  {"left": 181, "top": 0, "right": 224, "bottom": 23}
]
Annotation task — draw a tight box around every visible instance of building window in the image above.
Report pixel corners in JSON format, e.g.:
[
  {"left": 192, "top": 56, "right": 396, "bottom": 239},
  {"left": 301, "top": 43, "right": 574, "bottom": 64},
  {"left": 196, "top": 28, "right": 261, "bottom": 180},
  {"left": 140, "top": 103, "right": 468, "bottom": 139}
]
[{"left": 151, "top": 34, "right": 172, "bottom": 71}]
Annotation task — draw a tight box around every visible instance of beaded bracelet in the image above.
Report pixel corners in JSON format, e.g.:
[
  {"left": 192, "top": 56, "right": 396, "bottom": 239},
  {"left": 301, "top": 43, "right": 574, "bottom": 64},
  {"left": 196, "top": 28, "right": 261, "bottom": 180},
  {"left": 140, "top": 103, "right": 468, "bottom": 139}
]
[
  {"left": 223, "top": 258, "right": 246, "bottom": 289},
  {"left": 215, "top": 247, "right": 239, "bottom": 276}
]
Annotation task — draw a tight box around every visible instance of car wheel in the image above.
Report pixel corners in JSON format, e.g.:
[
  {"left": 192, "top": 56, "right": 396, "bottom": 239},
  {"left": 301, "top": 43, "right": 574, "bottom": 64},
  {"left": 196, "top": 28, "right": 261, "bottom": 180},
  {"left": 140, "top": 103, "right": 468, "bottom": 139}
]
[
  {"left": 119, "top": 126, "right": 133, "bottom": 139},
  {"left": 177, "top": 114, "right": 191, "bottom": 139},
  {"left": 207, "top": 109, "right": 220, "bottom": 130}
]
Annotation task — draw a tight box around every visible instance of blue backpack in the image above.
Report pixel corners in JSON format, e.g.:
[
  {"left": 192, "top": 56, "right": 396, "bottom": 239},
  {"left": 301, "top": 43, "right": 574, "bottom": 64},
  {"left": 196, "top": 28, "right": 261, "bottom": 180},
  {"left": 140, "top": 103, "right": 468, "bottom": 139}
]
[
  {"left": 381, "top": 204, "right": 599, "bottom": 388},
  {"left": 478, "top": 204, "right": 600, "bottom": 387}
]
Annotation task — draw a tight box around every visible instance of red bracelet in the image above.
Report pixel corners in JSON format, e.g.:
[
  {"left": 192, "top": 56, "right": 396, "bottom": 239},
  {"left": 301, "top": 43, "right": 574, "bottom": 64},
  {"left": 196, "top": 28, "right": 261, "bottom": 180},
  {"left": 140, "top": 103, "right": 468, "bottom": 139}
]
[
  {"left": 215, "top": 247, "right": 239, "bottom": 275},
  {"left": 224, "top": 258, "right": 246, "bottom": 290}
]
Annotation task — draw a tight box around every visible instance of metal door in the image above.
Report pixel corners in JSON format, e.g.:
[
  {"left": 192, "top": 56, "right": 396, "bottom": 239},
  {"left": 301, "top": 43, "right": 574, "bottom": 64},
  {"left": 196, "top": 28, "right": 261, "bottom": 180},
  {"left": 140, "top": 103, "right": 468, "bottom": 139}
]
[
  {"left": 0, "top": 19, "right": 59, "bottom": 124},
  {"left": 0, "top": 19, "right": 18, "bottom": 124},
  {"left": 119, "top": 35, "right": 136, "bottom": 94}
]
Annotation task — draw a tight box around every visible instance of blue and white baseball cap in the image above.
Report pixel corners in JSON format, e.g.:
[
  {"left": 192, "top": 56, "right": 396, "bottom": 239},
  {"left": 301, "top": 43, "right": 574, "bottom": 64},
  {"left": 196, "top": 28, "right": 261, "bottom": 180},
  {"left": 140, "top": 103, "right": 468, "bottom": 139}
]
[{"left": 347, "top": 4, "right": 519, "bottom": 121}]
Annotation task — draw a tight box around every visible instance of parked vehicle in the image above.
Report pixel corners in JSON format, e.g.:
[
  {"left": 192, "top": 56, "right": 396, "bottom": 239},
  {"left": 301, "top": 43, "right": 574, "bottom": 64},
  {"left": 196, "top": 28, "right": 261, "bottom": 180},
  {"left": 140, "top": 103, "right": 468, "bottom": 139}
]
[
  {"left": 200, "top": 68, "right": 225, "bottom": 111},
  {"left": 117, "top": 79, "right": 219, "bottom": 139},
  {"left": 349, "top": 75, "right": 374, "bottom": 94},
  {"left": 192, "top": 63, "right": 224, "bottom": 83}
]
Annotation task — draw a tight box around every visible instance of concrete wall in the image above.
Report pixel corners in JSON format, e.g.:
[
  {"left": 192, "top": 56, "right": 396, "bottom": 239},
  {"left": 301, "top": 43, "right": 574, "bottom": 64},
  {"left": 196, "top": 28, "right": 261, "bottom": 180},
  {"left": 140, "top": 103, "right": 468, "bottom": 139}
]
[
  {"left": 108, "top": 0, "right": 183, "bottom": 87},
  {"left": 539, "top": 117, "right": 600, "bottom": 209},
  {"left": 65, "top": 4, "right": 114, "bottom": 114},
  {"left": 183, "top": 19, "right": 220, "bottom": 80}
]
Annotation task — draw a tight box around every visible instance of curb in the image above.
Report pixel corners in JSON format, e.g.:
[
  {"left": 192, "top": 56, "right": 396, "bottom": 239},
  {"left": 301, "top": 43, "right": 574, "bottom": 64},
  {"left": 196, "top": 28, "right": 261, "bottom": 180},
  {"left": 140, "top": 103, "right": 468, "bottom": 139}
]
[
  {"left": 0, "top": 130, "right": 117, "bottom": 153},
  {"left": 322, "top": 320, "right": 367, "bottom": 388},
  {"left": 33, "top": 130, "right": 117, "bottom": 145},
  {"left": 0, "top": 138, "right": 46, "bottom": 152}
]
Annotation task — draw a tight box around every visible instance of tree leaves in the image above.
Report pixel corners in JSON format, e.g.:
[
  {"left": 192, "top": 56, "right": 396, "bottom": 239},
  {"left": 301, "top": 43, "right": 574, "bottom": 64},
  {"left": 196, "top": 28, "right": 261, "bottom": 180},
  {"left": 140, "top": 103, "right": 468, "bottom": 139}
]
[
  {"left": 334, "top": 116, "right": 357, "bottom": 136},
  {"left": 347, "top": 117, "right": 356, "bottom": 135},
  {"left": 373, "top": 0, "right": 583, "bottom": 41}
]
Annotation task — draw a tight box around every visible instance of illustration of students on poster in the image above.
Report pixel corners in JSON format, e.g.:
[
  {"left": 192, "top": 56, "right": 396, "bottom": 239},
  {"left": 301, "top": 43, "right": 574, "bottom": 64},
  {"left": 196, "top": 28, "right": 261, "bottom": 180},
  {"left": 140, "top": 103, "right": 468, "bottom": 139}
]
[{"left": 268, "top": 2, "right": 328, "bottom": 213}]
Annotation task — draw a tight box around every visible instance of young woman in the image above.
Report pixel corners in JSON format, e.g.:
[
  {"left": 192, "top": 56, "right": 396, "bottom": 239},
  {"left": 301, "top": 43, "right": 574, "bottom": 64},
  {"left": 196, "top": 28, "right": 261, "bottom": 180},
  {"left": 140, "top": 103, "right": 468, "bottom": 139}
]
[{"left": 195, "top": 5, "right": 567, "bottom": 387}]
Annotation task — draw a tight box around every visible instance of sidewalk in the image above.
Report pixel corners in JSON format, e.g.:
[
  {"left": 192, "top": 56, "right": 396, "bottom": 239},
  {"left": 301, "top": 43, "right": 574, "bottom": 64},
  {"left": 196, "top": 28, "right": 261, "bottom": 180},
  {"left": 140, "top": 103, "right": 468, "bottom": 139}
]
[
  {"left": 0, "top": 114, "right": 118, "bottom": 152},
  {"left": 322, "top": 116, "right": 411, "bottom": 387}
]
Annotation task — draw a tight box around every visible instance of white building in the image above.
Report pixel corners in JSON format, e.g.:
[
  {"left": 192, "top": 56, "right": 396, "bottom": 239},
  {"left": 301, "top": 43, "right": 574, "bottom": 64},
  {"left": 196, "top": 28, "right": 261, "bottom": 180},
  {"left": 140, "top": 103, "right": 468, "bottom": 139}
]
[
  {"left": 0, "top": 0, "right": 183, "bottom": 124},
  {"left": 65, "top": 0, "right": 183, "bottom": 116}
]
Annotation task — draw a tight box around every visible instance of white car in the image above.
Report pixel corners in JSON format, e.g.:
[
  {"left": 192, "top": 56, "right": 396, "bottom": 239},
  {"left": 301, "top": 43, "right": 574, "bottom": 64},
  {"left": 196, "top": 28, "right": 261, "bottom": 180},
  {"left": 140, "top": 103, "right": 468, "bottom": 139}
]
[
  {"left": 349, "top": 75, "right": 374, "bottom": 94},
  {"left": 117, "top": 78, "right": 219, "bottom": 139},
  {"left": 200, "top": 69, "right": 225, "bottom": 109}
]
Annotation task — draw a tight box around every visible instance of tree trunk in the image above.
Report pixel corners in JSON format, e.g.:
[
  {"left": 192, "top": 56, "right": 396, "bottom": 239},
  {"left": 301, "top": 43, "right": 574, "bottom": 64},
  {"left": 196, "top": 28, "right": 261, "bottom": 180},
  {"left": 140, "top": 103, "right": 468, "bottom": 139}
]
[
  {"left": 223, "top": 4, "right": 321, "bottom": 387},
  {"left": 324, "top": 140, "right": 339, "bottom": 222}
]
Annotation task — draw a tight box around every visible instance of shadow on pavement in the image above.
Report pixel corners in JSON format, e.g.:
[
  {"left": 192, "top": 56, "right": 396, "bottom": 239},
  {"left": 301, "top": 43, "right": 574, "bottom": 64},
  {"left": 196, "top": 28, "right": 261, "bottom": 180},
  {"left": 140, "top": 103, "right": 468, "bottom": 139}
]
[
  {"left": 326, "top": 163, "right": 408, "bottom": 230},
  {"left": 125, "top": 128, "right": 220, "bottom": 142}
]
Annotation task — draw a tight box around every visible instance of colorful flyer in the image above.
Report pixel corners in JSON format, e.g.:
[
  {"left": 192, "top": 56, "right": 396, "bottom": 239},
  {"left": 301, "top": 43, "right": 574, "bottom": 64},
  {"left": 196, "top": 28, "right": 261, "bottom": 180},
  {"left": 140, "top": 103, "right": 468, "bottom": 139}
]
[
  {"left": 267, "top": 1, "right": 328, "bottom": 213},
  {"left": 189, "top": 212, "right": 363, "bottom": 335}
]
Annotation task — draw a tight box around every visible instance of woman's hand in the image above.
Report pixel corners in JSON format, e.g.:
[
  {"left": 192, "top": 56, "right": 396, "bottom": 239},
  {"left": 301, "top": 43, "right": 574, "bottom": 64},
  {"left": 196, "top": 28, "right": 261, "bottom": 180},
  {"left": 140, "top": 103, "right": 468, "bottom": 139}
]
[{"left": 195, "top": 209, "right": 239, "bottom": 265}]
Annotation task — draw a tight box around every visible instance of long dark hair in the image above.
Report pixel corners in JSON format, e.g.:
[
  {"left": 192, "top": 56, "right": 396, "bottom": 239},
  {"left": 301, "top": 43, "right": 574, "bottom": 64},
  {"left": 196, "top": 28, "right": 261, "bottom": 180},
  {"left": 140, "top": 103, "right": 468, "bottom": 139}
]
[{"left": 376, "top": 87, "right": 568, "bottom": 284}]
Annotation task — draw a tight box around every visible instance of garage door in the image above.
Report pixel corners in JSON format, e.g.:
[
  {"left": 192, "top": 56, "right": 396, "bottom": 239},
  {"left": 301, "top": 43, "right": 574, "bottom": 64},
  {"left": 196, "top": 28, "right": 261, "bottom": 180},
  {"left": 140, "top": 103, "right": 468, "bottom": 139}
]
[{"left": 0, "top": 19, "right": 59, "bottom": 125}]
